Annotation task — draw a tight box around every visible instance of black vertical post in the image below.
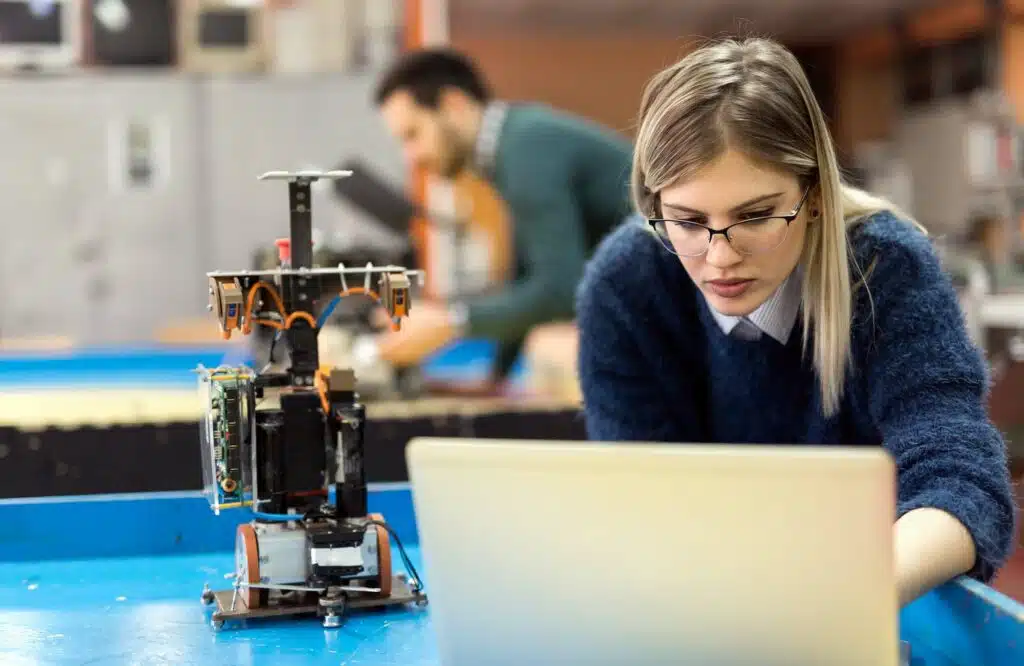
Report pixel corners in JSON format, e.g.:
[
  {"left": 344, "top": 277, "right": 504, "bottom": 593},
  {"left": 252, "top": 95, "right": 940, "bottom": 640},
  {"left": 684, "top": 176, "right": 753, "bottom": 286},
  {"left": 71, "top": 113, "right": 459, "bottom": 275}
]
[
  {"left": 289, "top": 180, "right": 314, "bottom": 269},
  {"left": 892, "top": 11, "right": 911, "bottom": 108},
  {"left": 985, "top": 0, "right": 1005, "bottom": 89},
  {"left": 286, "top": 177, "right": 319, "bottom": 382}
]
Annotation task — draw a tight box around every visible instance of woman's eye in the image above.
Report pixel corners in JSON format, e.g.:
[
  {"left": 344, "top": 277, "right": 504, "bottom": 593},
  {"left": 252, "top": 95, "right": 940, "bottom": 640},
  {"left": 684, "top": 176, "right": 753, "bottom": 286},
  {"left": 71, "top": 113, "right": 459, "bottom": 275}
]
[{"left": 740, "top": 209, "right": 774, "bottom": 220}]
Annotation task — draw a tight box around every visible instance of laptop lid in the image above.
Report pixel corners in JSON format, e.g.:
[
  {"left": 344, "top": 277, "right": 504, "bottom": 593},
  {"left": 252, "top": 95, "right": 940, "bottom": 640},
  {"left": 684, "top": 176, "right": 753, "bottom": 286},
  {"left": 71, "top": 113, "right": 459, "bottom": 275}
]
[{"left": 406, "top": 437, "right": 899, "bottom": 666}]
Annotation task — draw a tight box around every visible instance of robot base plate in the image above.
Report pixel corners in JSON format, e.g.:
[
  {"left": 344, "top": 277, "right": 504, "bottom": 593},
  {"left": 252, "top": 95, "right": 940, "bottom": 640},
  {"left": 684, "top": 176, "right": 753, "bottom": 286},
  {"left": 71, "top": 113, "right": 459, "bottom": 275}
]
[{"left": 207, "top": 575, "right": 427, "bottom": 629}]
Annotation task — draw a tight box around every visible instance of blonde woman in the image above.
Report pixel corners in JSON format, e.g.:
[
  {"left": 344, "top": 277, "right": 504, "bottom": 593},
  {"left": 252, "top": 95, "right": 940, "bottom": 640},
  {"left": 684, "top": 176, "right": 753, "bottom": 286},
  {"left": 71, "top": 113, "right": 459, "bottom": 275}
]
[{"left": 576, "top": 38, "right": 1016, "bottom": 605}]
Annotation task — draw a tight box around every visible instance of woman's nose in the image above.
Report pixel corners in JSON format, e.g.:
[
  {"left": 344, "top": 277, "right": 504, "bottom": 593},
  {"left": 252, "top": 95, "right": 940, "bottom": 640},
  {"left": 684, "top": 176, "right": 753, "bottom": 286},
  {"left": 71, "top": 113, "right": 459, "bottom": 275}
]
[{"left": 705, "top": 234, "right": 743, "bottom": 267}]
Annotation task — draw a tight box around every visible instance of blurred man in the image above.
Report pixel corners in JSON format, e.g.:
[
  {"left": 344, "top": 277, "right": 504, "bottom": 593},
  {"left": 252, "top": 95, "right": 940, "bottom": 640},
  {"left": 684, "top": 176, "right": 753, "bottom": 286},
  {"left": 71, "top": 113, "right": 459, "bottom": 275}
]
[{"left": 372, "top": 48, "right": 634, "bottom": 384}]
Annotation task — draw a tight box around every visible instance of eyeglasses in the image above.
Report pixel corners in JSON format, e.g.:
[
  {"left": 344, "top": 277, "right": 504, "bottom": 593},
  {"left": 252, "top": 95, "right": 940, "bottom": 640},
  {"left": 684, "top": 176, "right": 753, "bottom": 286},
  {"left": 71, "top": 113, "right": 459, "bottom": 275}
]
[{"left": 648, "top": 188, "right": 812, "bottom": 257}]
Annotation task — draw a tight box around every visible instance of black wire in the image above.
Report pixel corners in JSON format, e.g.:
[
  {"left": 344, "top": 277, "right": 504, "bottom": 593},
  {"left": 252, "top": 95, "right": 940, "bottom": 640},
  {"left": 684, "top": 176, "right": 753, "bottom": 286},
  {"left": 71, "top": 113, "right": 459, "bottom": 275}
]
[
  {"left": 259, "top": 330, "right": 283, "bottom": 374},
  {"left": 367, "top": 519, "right": 425, "bottom": 595},
  {"left": 268, "top": 330, "right": 281, "bottom": 363}
]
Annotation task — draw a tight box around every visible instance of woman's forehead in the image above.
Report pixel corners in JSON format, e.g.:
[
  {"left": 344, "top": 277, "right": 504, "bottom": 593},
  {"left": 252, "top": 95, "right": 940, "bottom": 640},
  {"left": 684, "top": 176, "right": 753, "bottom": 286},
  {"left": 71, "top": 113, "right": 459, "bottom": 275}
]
[{"left": 660, "top": 149, "right": 796, "bottom": 212}]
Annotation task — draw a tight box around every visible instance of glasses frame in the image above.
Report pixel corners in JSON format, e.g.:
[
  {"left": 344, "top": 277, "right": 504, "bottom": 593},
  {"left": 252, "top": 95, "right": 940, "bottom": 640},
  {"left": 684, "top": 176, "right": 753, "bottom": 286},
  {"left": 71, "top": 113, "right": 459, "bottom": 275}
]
[{"left": 648, "top": 187, "right": 813, "bottom": 257}]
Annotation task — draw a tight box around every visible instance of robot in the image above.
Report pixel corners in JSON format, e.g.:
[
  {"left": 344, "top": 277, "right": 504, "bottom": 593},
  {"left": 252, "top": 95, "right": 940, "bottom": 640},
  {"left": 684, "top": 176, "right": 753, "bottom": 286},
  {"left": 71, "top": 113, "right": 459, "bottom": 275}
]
[
  {"left": 248, "top": 238, "right": 425, "bottom": 400},
  {"left": 196, "top": 170, "right": 427, "bottom": 630}
]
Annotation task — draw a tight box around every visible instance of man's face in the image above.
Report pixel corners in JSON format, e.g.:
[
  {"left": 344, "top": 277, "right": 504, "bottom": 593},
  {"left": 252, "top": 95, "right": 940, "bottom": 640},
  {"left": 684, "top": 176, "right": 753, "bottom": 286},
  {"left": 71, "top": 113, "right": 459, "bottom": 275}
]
[{"left": 380, "top": 90, "right": 472, "bottom": 179}]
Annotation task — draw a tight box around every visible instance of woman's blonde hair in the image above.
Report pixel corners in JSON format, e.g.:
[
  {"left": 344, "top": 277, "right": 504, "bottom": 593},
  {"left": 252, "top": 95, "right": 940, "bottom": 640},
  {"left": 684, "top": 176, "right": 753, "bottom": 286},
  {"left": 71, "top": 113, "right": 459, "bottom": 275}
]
[{"left": 632, "top": 37, "right": 921, "bottom": 417}]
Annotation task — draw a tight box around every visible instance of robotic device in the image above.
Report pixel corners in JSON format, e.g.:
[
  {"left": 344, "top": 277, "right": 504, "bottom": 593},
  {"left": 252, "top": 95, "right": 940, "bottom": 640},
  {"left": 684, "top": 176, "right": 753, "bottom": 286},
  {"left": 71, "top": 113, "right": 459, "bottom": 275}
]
[{"left": 196, "top": 170, "right": 427, "bottom": 630}]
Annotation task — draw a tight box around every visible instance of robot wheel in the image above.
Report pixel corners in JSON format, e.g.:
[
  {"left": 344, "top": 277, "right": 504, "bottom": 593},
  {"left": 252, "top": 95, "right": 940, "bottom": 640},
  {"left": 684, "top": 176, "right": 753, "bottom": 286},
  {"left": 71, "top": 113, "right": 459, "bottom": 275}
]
[
  {"left": 235, "top": 524, "right": 263, "bottom": 609},
  {"left": 368, "top": 512, "right": 393, "bottom": 597}
]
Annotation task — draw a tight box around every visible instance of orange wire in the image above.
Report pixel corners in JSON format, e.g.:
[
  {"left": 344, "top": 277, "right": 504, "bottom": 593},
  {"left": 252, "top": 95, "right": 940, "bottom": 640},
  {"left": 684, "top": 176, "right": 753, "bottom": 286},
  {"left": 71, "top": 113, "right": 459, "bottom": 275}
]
[
  {"left": 285, "top": 311, "right": 317, "bottom": 328},
  {"left": 314, "top": 368, "right": 330, "bottom": 413},
  {"left": 239, "top": 280, "right": 405, "bottom": 411},
  {"left": 242, "top": 281, "right": 289, "bottom": 335},
  {"left": 334, "top": 287, "right": 400, "bottom": 332}
]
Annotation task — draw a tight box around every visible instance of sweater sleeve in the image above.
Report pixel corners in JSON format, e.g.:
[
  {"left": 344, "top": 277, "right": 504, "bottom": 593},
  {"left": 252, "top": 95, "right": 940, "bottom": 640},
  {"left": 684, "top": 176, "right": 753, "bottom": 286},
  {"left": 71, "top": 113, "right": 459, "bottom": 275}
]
[
  {"left": 576, "top": 227, "right": 704, "bottom": 442},
  {"left": 462, "top": 156, "right": 587, "bottom": 345},
  {"left": 859, "top": 224, "right": 1017, "bottom": 581}
]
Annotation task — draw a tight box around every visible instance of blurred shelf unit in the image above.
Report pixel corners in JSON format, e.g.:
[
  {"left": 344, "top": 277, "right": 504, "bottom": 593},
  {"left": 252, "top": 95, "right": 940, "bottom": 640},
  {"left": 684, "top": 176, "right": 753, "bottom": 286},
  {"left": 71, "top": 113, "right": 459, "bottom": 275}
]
[
  {"left": 0, "top": 0, "right": 83, "bottom": 72},
  {"left": 87, "top": 0, "right": 175, "bottom": 67},
  {"left": 901, "top": 33, "right": 991, "bottom": 107},
  {"left": 889, "top": 90, "right": 1024, "bottom": 237},
  {"left": 177, "top": 0, "right": 269, "bottom": 73},
  {"left": 267, "top": 0, "right": 364, "bottom": 74},
  {"left": 0, "top": 0, "right": 402, "bottom": 75},
  {"left": 176, "top": 0, "right": 400, "bottom": 75}
]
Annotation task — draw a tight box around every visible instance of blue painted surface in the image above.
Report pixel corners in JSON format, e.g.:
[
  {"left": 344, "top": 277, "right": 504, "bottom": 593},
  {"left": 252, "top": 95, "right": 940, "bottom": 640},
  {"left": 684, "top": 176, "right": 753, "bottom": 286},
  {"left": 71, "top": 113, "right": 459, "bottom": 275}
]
[
  {"left": 0, "top": 492, "right": 1022, "bottom": 665},
  {"left": 0, "top": 550, "right": 435, "bottom": 666},
  {"left": 0, "top": 346, "right": 230, "bottom": 389},
  {"left": 0, "top": 340, "right": 521, "bottom": 389},
  {"left": 0, "top": 487, "right": 420, "bottom": 563}
]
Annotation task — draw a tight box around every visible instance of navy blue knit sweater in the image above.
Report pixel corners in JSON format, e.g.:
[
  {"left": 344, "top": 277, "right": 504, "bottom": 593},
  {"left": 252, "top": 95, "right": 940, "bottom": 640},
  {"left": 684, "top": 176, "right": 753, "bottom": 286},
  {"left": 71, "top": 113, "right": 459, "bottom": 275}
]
[{"left": 576, "top": 211, "right": 1017, "bottom": 580}]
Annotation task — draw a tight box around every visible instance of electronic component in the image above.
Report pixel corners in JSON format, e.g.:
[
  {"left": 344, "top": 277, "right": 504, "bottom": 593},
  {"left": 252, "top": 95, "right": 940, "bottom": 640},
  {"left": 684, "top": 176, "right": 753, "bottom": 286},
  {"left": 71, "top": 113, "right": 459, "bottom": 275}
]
[
  {"left": 197, "top": 170, "right": 427, "bottom": 630},
  {"left": 197, "top": 365, "right": 256, "bottom": 513},
  {"left": 380, "top": 271, "right": 411, "bottom": 325}
]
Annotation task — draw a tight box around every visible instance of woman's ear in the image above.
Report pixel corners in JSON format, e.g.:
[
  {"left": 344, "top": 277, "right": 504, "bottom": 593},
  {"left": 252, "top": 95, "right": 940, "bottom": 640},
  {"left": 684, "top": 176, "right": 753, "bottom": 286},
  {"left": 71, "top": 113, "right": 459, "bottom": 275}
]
[{"left": 808, "top": 186, "right": 822, "bottom": 220}]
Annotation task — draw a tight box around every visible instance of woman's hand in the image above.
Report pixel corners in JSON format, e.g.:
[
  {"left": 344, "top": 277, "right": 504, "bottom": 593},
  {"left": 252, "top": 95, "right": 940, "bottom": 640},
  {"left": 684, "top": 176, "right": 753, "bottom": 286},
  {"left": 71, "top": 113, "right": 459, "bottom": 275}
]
[{"left": 894, "top": 507, "right": 977, "bottom": 606}]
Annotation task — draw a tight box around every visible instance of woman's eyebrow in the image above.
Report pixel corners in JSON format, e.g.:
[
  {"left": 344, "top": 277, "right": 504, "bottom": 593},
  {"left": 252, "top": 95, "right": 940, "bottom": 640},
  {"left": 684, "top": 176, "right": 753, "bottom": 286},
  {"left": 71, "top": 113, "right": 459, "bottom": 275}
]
[{"left": 661, "top": 192, "right": 785, "bottom": 217}]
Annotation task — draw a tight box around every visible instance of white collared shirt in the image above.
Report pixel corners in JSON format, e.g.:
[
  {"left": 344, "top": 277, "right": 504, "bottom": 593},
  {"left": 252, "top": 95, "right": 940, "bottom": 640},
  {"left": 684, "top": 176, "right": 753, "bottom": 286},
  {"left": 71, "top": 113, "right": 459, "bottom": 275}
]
[
  {"left": 707, "top": 269, "right": 802, "bottom": 344},
  {"left": 473, "top": 101, "right": 509, "bottom": 179}
]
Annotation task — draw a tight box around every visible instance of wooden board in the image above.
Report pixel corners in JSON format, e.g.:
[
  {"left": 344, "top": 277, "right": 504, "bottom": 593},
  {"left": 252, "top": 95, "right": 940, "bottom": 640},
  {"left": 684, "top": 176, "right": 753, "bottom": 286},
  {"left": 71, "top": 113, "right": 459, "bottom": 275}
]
[
  {"left": 210, "top": 575, "right": 427, "bottom": 626},
  {"left": 0, "top": 388, "right": 579, "bottom": 430}
]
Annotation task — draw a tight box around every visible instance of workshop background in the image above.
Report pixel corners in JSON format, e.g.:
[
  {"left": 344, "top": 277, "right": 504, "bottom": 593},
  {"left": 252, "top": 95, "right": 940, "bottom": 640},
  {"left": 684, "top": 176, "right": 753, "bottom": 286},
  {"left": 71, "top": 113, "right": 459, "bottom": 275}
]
[{"left": 0, "top": 0, "right": 1023, "bottom": 599}]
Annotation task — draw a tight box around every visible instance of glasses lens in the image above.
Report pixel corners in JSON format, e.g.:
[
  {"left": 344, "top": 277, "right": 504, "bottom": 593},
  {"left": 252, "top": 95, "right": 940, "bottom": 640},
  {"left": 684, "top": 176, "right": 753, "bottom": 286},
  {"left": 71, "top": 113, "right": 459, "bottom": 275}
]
[
  {"left": 659, "top": 220, "right": 711, "bottom": 256},
  {"left": 728, "top": 217, "right": 789, "bottom": 255}
]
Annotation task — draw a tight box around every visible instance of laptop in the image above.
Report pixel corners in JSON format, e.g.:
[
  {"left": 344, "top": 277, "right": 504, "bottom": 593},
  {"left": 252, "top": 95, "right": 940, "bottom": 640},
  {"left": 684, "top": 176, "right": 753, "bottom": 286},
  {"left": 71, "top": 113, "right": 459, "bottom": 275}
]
[{"left": 406, "top": 438, "right": 900, "bottom": 666}]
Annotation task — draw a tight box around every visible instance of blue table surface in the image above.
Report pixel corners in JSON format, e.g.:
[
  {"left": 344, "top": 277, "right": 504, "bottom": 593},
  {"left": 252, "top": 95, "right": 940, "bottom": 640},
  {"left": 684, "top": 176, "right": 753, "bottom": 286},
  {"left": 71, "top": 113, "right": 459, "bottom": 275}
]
[
  {"left": 0, "top": 551, "right": 435, "bottom": 666},
  {"left": 0, "top": 340, "right": 517, "bottom": 390},
  {"left": 0, "top": 490, "right": 1022, "bottom": 666}
]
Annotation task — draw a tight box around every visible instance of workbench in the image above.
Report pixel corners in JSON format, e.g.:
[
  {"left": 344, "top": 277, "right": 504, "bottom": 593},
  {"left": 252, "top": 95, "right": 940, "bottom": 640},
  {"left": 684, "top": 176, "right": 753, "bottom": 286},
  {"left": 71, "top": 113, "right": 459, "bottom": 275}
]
[
  {"left": 1, "top": 487, "right": 1022, "bottom": 666},
  {"left": 0, "top": 343, "right": 1022, "bottom": 664},
  {"left": 0, "top": 342, "right": 583, "bottom": 499}
]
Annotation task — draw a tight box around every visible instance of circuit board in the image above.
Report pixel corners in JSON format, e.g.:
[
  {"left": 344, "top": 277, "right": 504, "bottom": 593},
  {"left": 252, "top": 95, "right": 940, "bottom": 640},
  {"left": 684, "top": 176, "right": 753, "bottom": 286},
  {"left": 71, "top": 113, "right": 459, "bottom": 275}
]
[{"left": 198, "top": 366, "right": 255, "bottom": 513}]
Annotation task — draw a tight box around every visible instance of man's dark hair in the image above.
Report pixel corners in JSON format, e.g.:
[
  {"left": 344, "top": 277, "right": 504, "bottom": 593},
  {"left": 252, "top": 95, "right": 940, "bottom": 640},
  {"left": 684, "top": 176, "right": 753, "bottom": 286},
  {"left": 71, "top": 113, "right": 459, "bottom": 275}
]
[{"left": 373, "top": 48, "right": 491, "bottom": 109}]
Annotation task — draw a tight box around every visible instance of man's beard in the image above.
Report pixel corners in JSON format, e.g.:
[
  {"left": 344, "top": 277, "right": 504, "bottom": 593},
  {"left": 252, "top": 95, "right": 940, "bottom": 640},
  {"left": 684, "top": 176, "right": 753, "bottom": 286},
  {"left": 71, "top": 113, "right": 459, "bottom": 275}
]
[{"left": 438, "top": 126, "right": 473, "bottom": 179}]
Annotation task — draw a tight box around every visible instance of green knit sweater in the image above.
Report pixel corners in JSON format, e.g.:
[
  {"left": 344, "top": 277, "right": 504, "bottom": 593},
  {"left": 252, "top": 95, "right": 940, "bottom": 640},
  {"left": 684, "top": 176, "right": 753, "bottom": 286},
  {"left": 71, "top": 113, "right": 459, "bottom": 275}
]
[{"left": 463, "top": 103, "right": 634, "bottom": 343}]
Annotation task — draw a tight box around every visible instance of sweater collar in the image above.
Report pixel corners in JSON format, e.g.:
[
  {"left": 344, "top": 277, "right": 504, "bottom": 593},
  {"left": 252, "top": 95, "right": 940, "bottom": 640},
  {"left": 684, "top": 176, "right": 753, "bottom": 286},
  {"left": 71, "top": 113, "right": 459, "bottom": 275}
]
[
  {"left": 474, "top": 101, "right": 509, "bottom": 180},
  {"left": 707, "top": 267, "right": 803, "bottom": 344}
]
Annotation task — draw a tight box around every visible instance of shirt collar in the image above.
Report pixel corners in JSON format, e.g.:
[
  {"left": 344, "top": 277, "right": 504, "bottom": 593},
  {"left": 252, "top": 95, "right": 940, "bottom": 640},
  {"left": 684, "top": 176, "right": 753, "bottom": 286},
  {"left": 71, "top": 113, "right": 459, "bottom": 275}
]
[
  {"left": 708, "top": 268, "right": 803, "bottom": 344},
  {"left": 474, "top": 101, "right": 509, "bottom": 180}
]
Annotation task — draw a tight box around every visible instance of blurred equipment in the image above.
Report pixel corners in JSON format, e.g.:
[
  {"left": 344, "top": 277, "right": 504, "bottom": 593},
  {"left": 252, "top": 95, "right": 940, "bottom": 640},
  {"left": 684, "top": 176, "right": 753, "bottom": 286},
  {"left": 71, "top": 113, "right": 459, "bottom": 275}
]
[
  {"left": 333, "top": 158, "right": 478, "bottom": 299},
  {"left": 407, "top": 437, "right": 900, "bottom": 666},
  {"left": 331, "top": 158, "right": 419, "bottom": 237},
  {"left": 893, "top": 90, "right": 1024, "bottom": 238},
  {"left": 0, "top": 0, "right": 81, "bottom": 71},
  {"left": 178, "top": 0, "right": 268, "bottom": 74},
  {"left": 88, "top": 0, "right": 174, "bottom": 67},
  {"left": 267, "top": 0, "right": 361, "bottom": 74},
  {"left": 249, "top": 238, "right": 422, "bottom": 400},
  {"left": 198, "top": 169, "right": 427, "bottom": 630},
  {"left": 891, "top": 91, "right": 1024, "bottom": 374}
]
